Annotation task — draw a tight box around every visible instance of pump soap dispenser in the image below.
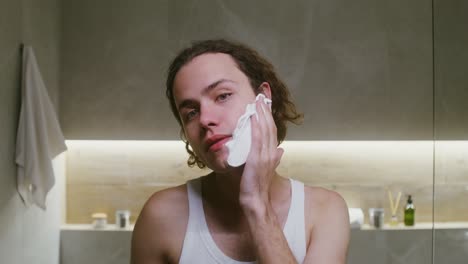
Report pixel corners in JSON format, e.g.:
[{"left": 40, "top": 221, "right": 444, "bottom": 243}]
[{"left": 404, "top": 195, "right": 415, "bottom": 226}]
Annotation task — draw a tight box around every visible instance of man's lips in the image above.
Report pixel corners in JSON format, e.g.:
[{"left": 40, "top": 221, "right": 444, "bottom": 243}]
[{"left": 205, "top": 135, "right": 231, "bottom": 152}]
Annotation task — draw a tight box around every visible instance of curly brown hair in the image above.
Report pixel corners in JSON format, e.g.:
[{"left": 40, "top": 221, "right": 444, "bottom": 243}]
[{"left": 166, "top": 39, "right": 303, "bottom": 169}]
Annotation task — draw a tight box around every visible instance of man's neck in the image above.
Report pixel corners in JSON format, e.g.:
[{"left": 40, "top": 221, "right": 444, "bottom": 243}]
[
  {"left": 200, "top": 168, "right": 290, "bottom": 234},
  {"left": 206, "top": 167, "right": 244, "bottom": 208},
  {"left": 203, "top": 168, "right": 284, "bottom": 209}
]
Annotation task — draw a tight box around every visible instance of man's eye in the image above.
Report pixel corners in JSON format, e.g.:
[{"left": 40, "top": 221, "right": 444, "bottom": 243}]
[
  {"left": 217, "top": 93, "right": 232, "bottom": 102},
  {"left": 185, "top": 110, "right": 198, "bottom": 121}
]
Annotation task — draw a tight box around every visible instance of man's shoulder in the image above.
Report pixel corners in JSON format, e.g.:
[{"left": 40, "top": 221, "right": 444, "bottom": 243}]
[
  {"left": 303, "top": 184, "right": 349, "bottom": 222},
  {"left": 304, "top": 185, "right": 345, "bottom": 206},
  {"left": 301, "top": 184, "right": 350, "bottom": 261},
  {"left": 139, "top": 184, "right": 189, "bottom": 225},
  {"left": 131, "top": 184, "right": 190, "bottom": 263},
  {"left": 133, "top": 183, "right": 190, "bottom": 244}
]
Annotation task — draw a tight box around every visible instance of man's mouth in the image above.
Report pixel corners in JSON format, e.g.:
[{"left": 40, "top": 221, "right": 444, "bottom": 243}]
[{"left": 205, "top": 135, "right": 231, "bottom": 152}]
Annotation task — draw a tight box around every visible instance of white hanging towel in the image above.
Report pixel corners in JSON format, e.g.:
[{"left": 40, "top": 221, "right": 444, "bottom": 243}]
[{"left": 15, "top": 46, "right": 67, "bottom": 210}]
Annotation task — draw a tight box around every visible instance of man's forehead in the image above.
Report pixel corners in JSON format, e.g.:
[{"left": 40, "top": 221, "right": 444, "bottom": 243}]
[
  {"left": 186, "top": 53, "right": 240, "bottom": 74},
  {"left": 174, "top": 54, "right": 246, "bottom": 93}
]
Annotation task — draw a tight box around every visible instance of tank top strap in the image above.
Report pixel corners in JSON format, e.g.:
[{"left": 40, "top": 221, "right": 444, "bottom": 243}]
[
  {"left": 179, "top": 178, "right": 207, "bottom": 264},
  {"left": 283, "top": 178, "right": 307, "bottom": 263},
  {"left": 185, "top": 178, "right": 204, "bottom": 228}
]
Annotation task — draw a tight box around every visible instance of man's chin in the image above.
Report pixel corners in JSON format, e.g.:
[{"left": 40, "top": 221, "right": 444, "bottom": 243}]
[
  {"left": 203, "top": 158, "right": 230, "bottom": 173},
  {"left": 208, "top": 160, "right": 245, "bottom": 174}
]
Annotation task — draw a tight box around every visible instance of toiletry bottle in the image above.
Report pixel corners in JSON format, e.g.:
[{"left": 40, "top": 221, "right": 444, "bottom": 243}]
[{"left": 404, "top": 195, "right": 415, "bottom": 226}]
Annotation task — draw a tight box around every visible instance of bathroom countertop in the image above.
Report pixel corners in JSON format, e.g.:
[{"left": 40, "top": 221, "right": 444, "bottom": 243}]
[
  {"left": 61, "top": 224, "right": 134, "bottom": 231},
  {"left": 62, "top": 222, "right": 468, "bottom": 232},
  {"left": 360, "top": 222, "right": 468, "bottom": 230},
  {"left": 60, "top": 223, "right": 468, "bottom": 264}
]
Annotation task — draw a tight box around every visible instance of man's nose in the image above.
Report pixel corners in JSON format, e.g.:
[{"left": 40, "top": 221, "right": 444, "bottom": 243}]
[{"left": 199, "top": 103, "right": 218, "bottom": 129}]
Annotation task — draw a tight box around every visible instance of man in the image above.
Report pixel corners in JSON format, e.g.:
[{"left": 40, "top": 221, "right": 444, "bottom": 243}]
[{"left": 131, "top": 39, "right": 350, "bottom": 264}]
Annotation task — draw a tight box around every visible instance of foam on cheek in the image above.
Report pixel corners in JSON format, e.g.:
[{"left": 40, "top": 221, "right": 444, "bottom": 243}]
[{"left": 225, "top": 93, "right": 272, "bottom": 167}]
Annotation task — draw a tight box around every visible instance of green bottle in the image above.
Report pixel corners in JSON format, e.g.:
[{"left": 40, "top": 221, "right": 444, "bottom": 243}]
[{"left": 404, "top": 195, "right": 415, "bottom": 226}]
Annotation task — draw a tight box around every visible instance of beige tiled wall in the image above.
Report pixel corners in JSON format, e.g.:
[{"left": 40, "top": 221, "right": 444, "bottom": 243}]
[
  {"left": 66, "top": 141, "right": 206, "bottom": 224},
  {"left": 65, "top": 140, "right": 468, "bottom": 225}
]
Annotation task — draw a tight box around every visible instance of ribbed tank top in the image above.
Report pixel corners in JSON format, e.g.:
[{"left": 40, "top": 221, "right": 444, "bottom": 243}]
[{"left": 179, "top": 177, "right": 306, "bottom": 264}]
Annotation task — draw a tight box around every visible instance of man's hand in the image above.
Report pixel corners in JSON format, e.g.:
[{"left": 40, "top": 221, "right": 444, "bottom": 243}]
[
  {"left": 237, "top": 97, "right": 297, "bottom": 264},
  {"left": 239, "top": 98, "right": 284, "bottom": 209}
]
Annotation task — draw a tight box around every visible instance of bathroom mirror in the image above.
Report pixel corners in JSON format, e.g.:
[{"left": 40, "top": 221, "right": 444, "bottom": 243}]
[{"left": 59, "top": 0, "right": 436, "bottom": 263}]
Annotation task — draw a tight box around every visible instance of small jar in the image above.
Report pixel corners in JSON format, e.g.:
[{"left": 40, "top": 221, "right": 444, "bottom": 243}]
[
  {"left": 368, "top": 208, "right": 384, "bottom": 228},
  {"left": 92, "top": 213, "right": 108, "bottom": 229}
]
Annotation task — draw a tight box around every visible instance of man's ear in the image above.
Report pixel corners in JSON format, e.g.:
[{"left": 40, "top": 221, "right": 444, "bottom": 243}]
[{"left": 259, "top": 82, "right": 272, "bottom": 99}]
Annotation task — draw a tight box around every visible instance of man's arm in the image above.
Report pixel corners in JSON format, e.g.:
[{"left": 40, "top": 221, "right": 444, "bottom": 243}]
[
  {"left": 131, "top": 187, "right": 188, "bottom": 264},
  {"left": 131, "top": 194, "right": 168, "bottom": 264},
  {"left": 303, "top": 189, "right": 350, "bottom": 264},
  {"left": 241, "top": 197, "right": 299, "bottom": 264},
  {"left": 239, "top": 96, "right": 299, "bottom": 264}
]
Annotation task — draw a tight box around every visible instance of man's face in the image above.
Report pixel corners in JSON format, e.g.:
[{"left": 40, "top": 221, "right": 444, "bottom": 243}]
[{"left": 173, "top": 53, "right": 257, "bottom": 172}]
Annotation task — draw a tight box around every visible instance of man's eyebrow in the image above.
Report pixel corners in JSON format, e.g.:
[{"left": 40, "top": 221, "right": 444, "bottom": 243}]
[
  {"left": 177, "top": 79, "right": 237, "bottom": 110},
  {"left": 203, "top": 78, "right": 237, "bottom": 95}
]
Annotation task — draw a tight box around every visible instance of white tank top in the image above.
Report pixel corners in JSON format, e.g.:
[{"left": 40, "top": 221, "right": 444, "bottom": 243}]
[{"left": 179, "top": 177, "right": 306, "bottom": 264}]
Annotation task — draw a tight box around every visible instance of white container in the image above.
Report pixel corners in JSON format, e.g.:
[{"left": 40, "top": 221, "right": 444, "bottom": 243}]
[{"left": 348, "top": 208, "right": 364, "bottom": 229}]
